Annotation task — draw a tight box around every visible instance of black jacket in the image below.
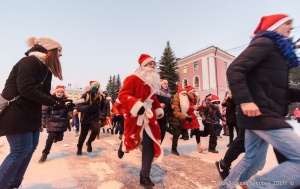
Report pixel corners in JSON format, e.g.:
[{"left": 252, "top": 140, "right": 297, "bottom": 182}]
[
  {"left": 221, "top": 97, "right": 236, "bottom": 125},
  {"left": 76, "top": 91, "right": 105, "bottom": 125},
  {"left": 41, "top": 97, "right": 73, "bottom": 132},
  {"left": 0, "top": 54, "right": 54, "bottom": 136},
  {"left": 227, "top": 36, "right": 300, "bottom": 130}
]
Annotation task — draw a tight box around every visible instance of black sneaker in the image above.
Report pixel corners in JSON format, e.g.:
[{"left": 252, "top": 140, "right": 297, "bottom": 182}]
[
  {"left": 38, "top": 153, "right": 47, "bottom": 163},
  {"left": 86, "top": 142, "right": 92, "bottom": 153},
  {"left": 140, "top": 174, "right": 155, "bottom": 188},
  {"left": 208, "top": 149, "right": 218, "bottom": 153},
  {"left": 118, "top": 142, "right": 125, "bottom": 159},
  {"left": 171, "top": 149, "right": 179, "bottom": 156},
  {"left": 215, "top": 160, "right": 230, "bottom": 180},
  {"left": 77, "top": 145, "right": 82, "bottom": 155}
]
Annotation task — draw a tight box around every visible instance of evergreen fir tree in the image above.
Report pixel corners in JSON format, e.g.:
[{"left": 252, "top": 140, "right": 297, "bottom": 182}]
[
  {"left": 158, "top": 41, "right": 180, "bottom": 96},
  {"left": 113, "top": 74, "right": 122, "bottom": 103},
  {"left": 106, "top": 75, "right": 113, "bottom": 96}
]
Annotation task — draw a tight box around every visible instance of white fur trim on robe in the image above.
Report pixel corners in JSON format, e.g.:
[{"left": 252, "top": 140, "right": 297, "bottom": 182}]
[
  {"left": 155, "top": 108, "right": 164, "bottom": 119},
  {"left": 130, "top": 101, "right": 144, "bottom": 117}
]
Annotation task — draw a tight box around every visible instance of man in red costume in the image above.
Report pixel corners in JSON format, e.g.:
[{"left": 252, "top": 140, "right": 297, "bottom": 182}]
[{"left": 117, "top": 53, "right": 164, "bottom": 188}]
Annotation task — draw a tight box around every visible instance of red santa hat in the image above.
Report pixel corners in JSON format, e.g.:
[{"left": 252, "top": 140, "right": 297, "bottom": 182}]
[
  {"left": 55, "top": 85, "right": 65, "bottom": 92},
  {"left": 138, "top": 54, "right": 156, "bottom": 67},
  {"left": 252, "top": 14, "right": 292, "bottom": 35},
  {"left": 185, "top": 85, "right": 195, "bottom": 93},
  {"left": 90, "top": 80, "right": 100, "bottom": 88},
  {"left": 177, "top": 85, "right": 186, "bottom": 95},
  {"left": 211, "top": 94, "right": 220, "bottom": 103}
]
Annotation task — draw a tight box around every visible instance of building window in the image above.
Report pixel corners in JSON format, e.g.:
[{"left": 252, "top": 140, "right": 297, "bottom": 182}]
[
  {"left": 194, "top": 61, "right": 198, "bottom": 71},
  {"left": 183, "top": 79, "right": 188, "bottom": 87},
  {"left": 183, "top": 66, "right": 187, "bottom": 74},
  {"left": 194, "top": 76, "right": 199, "bottom": 87}
]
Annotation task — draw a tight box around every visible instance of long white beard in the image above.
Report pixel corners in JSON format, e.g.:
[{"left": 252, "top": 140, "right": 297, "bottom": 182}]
[
  {"left": 134, "top": 67, "right": 161, "bottom": 93},
  {"left": 179, "top": 94, "right": 190, "bottom": 116}
]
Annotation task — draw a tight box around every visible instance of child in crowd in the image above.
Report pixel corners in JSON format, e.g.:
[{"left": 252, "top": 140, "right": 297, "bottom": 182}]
[{"left": 38, "top": 85, "right": 73, "bottom": 163}]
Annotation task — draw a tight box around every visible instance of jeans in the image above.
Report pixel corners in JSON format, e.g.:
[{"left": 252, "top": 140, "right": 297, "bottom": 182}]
[
  {"left": 0, "top": 131, "right": 40, "bottom": 189},
  {"left": 220, "top": 128, "right": 300, "bottom": 189}
]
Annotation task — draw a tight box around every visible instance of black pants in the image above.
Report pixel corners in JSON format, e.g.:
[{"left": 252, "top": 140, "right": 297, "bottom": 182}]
[
  {"left": 140, "top": 129, "right": 154, "bottom": 177},
  {"left": 157, "top": 117, "right": 167, "bottom": 142},
  {"left": 191, "top": 128, "right": 201, "bottom": 144},
  {"left": 223, "top": 129, "right": 245, "bottom": 168},
  {"left": 115, "top": 117, "right": 124, "bottom": 135},
  {"left": 42, "top": 131, "right": 64, "bottom": 154},
  {"left": 181, "top": 128, "right": 189, "bottom": 140},
  {"left": 200, "top": 122, "right": 217, "bottom": 150},
  {"left": 77, "top": 121, "right": 100, "bottom": 148},
  {"left": 170, "top": 124, "right": 181, "bottom": 149},
  {"left": 228, "top": 123, "right": 239, "bottom": 143},
  {"left": 214, "top": 123, "right": 223, "bottom": 136}
]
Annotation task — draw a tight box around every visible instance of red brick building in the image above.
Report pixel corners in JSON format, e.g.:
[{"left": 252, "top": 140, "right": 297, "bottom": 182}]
[{"left": 177, "top": 46, "right": 235, "bottom": 101}]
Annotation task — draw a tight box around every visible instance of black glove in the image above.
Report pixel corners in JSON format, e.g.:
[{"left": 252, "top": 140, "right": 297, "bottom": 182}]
[
  {"left": 66, "top": 102, "right": 75, "bottom": 109},
  {"left": 185, "top": 116, "right": 193, "bottom": 123},
  {"left": 137, "top": 106, "right": 145, "bottom": 115},
  {"left": 51, "top": 101, "right": 66, "bottom": 111}
]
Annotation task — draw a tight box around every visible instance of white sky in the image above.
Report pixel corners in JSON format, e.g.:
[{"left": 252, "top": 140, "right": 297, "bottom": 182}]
[{"left": 1, "top": 0, "right": 300, "bottom": 91}]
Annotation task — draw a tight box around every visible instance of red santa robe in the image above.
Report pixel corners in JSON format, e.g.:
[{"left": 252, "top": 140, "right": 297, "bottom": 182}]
[{"left": 118, "top": 75, "right": 164, "bottom": 163}]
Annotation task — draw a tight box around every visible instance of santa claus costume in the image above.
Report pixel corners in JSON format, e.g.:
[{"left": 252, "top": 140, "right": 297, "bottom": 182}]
[{"left": 118, "top": 54, "right": 164, "bottom": 188}]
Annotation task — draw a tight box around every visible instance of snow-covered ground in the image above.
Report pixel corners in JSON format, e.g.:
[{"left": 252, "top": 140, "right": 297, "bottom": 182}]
[{"left": 0, "top": 120, "right": 299, "bottom": 189}]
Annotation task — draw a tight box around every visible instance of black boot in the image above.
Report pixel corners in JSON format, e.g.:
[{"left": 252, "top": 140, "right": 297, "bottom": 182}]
[
  {"left": 77, "top": 144, "right": 82, "bottom": 155},
  {"left": 118, "top": 142, "right": 125, "bottom": 159},
  {"left": 140, "top": 174, "right": 154, "bottom": 188},
  {"left": 86, "top": 142, "right": 92, "bottom": 152},
  {"left": 171, "top": 148, "right": 179, "bottom": 156},
  {"left": 38, "top": 153, "right": 48, "bottom": 163}
]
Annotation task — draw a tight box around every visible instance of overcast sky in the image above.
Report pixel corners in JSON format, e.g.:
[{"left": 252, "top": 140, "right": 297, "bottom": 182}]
[{"left": 1, "top": 1, "right": 300, "bottom": 92}]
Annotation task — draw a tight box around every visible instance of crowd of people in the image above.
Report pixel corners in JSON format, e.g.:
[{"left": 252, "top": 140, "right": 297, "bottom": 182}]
[{"left": 1, "top": 13, "right": 300, "bottom": 189}]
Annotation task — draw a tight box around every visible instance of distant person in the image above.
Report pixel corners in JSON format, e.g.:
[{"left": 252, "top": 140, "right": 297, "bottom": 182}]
[
  {"left": 117, "top": 53, "right": 164, "bottom": 188},
  {"left": 38, "top": 85, "right": 73, "bottom": 163},
  {"left": 156, "top": 78, "right": 171, "bottom": 142},
  {"left": 0, "top": 37, "right": 65, "bottom": 189},
  {"left": 220, "top": 14, "right": 300, "bottom": 188},
  {"left": 221, "top": 90, "right": 238, "bottom": 147},
  {"left": 111, "top": 98, "right": 125, "bottom": 140}
]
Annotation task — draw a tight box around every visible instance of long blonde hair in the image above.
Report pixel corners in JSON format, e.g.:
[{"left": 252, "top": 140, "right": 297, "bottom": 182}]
[{"left": 45, "top": 48, "right": 63, "bottom": 80}]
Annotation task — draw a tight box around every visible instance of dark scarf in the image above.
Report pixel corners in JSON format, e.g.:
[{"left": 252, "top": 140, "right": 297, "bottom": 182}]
[{"left": 251, "top": 31, "right": 300, "bottom": 69}]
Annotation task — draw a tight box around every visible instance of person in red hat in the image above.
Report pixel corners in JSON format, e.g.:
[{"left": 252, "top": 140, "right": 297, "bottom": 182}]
[
  {"left": 220, "top": 14, "right": 300, "bottom": 189},
  {"left": 200, "top": 94, "right": 224, "bottom": 153},
  {"left": 75, "top": 81, "right": 106, "bottom": 155},
  {"left": 182, "top": 85, "right": 207, "bottom": 152},
  {"left": 38, "top": 85, "right": 73, "bottom": 163},
  {"left": 117, "top": 53, "right": 164, "bottom": 188}
]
